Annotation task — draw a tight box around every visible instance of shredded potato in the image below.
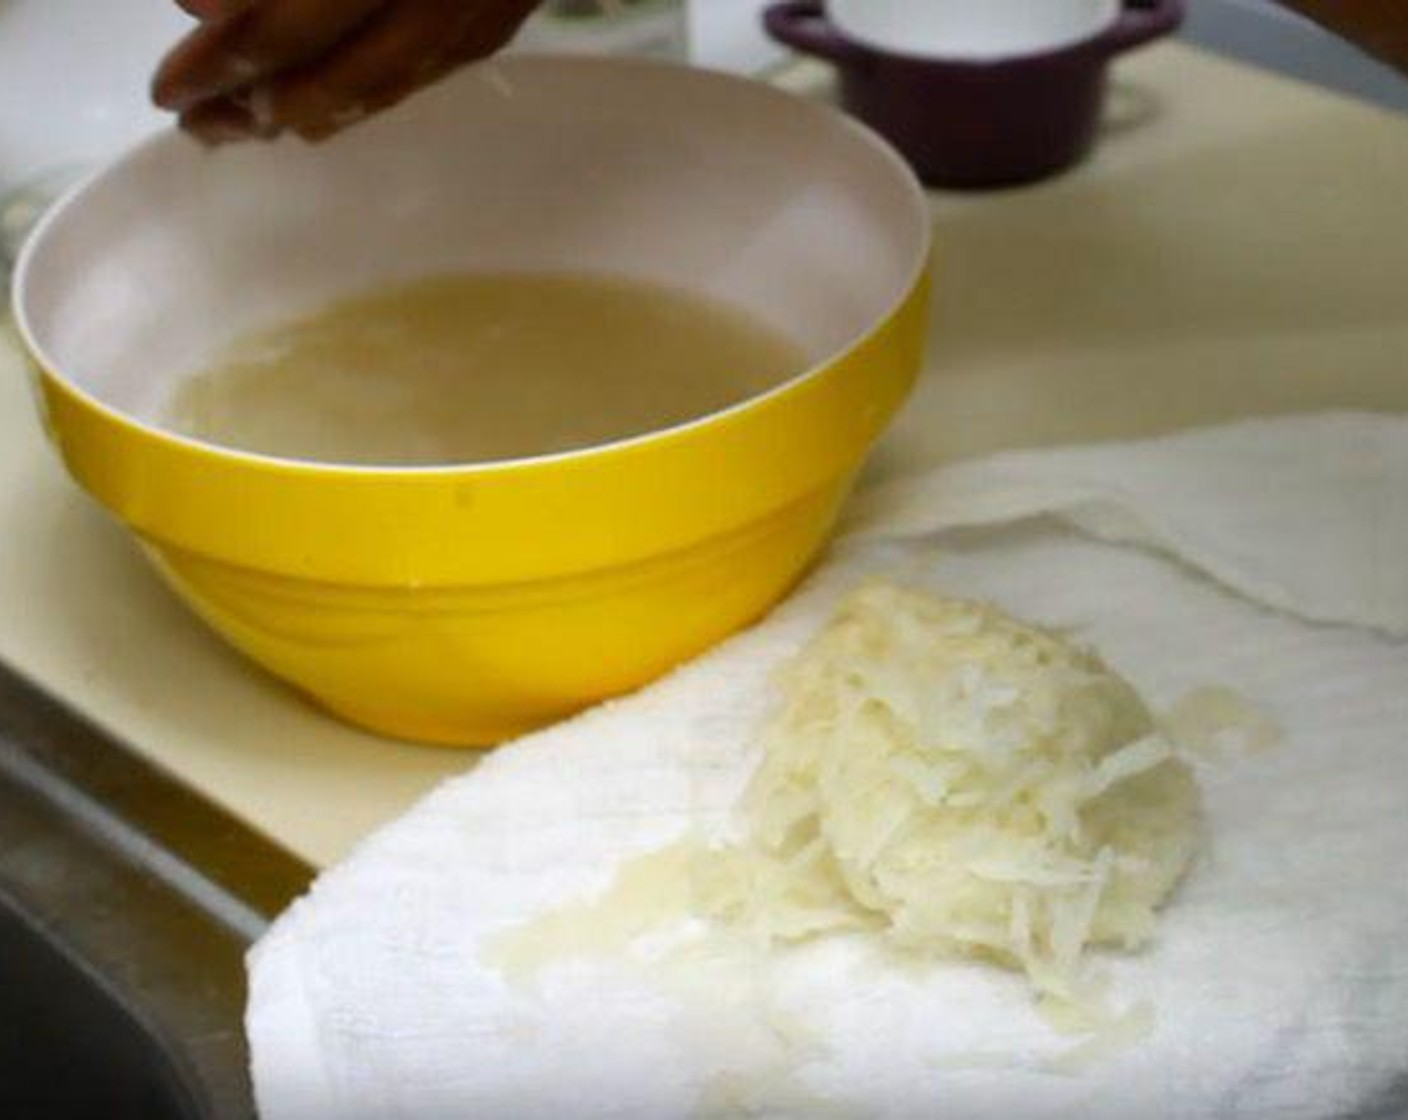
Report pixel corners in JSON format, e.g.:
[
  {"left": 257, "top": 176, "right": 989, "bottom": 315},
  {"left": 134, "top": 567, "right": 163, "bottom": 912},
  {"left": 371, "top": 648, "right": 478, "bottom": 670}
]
[{"left": 694, "top": 584, "right": 1203, "bottom": 1002}]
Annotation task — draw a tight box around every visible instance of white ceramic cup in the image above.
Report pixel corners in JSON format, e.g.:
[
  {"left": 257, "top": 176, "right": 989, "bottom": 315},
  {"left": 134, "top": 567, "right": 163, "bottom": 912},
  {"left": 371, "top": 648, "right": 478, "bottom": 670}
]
[{"left": 828, "top": 0, "right": 1121, "bottom": 60}]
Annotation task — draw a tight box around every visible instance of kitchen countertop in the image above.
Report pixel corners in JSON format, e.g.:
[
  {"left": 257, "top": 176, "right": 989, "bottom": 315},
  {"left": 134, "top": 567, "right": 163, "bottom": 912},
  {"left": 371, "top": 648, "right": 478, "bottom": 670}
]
[{"left": 1, "top": 43, "right": 1405, "bottom": 870}]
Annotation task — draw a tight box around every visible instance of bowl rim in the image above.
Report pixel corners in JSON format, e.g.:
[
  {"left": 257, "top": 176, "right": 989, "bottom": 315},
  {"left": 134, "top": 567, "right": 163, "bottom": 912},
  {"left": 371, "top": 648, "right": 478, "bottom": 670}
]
[{"left": 12, "top": 52, "right": 932, "bottom": 481}]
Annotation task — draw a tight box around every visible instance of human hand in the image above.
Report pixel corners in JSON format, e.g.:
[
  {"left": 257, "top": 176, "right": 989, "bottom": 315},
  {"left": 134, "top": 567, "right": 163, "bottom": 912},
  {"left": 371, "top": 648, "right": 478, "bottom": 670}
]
[
  {"left": 1276, "top": 0, "right": 1407, "bottom": 74},
  {"left": 154, "top": 0, "right": 540, "bottom": 144}
]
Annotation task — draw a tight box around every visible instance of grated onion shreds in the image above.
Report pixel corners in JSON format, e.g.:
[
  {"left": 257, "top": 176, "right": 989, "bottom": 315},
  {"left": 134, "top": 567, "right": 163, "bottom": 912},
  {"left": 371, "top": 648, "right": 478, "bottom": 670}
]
[{"left": 696, "top": 583, "right": 1205, "bottom": 1007}]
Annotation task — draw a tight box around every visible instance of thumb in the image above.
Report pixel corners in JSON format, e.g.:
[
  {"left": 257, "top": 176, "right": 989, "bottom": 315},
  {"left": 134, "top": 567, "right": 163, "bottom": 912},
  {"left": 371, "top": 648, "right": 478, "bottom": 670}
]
[{"left": 174, "top": 0, "right": 257, "bottom": 19}]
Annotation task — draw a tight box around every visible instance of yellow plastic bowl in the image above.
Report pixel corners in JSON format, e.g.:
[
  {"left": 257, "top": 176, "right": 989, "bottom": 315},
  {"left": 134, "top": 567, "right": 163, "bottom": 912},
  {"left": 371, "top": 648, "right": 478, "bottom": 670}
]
[{"left": 13, "top": 56, "right": 931, "bottom": 747}]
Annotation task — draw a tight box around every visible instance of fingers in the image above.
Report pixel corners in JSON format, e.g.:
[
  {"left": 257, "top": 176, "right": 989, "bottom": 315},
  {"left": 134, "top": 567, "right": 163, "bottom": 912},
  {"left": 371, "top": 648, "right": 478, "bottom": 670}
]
[
  {"left": 179, "top": 82, "right": 284, "bottom": 145},
  {"left": 154, "top": 0, "right": 385, "bottom": 111},
  {"left": 269, "top": 0, "right": 532, "bottom": 140},
  {"left": 443, "top": 0, "right": 537, "bottom": 70},
  {"left": 158, "top": 0, "right": 541, "bottom": 145},
  {"left": 266, "top": 0, "right": 473, "bottom": 139},
  {"left": 173, "top": 0, "right": 256, "bottom": 19},
  {"left": 180, "top": 97, "right": 268, "bottom": 145}
]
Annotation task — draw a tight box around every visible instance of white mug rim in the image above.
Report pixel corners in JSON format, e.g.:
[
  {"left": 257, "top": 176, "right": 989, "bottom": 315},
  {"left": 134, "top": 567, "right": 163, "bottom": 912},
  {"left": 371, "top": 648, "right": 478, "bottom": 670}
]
[{"left": 827, "top": 0, "right": 1123, "bottom": 63}]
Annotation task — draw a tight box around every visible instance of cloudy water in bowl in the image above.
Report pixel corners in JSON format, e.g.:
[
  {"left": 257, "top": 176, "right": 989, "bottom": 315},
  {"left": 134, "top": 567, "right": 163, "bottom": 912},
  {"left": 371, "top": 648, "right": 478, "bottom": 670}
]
[{"left": 160, "top": 272, "right": 809, "bottom": 466}]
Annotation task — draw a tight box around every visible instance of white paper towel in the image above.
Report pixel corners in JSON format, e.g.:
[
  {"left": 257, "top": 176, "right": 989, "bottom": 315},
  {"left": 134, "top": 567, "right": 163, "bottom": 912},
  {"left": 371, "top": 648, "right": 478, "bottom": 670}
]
[{"left": 248, "top": 412, "right": 1408, "bottom": 1120}]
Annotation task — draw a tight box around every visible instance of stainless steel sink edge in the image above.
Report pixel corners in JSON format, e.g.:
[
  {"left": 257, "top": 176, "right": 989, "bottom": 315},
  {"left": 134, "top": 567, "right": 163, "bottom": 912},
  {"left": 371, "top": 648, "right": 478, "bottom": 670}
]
[{"left": 0, "top": 661, "right": 314, "bottom": 1119}]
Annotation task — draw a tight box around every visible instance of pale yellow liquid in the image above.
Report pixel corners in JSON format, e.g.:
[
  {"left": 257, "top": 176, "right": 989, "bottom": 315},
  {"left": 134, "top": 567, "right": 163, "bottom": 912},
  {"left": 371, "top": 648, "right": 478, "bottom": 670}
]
[{"left": 162, "top": 272, "right": 808, "bottom": 466}]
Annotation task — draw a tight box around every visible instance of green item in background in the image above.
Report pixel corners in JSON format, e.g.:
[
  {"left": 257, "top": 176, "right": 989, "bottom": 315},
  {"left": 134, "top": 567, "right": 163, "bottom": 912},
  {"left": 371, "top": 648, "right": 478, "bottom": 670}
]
[{"left": 521, "top": 0, "right": 688, "bottom": 59}]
